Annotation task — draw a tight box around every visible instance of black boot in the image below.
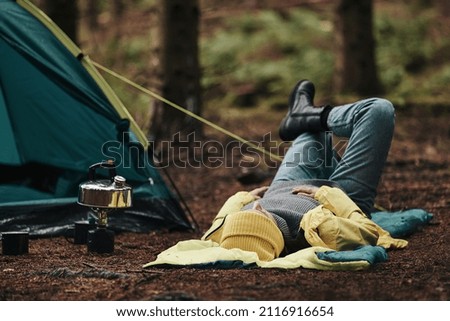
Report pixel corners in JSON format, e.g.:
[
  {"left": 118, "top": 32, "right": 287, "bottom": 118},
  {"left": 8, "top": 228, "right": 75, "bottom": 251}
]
[{"left": 278, "top": 80, "right": 332, "bottom": 141}]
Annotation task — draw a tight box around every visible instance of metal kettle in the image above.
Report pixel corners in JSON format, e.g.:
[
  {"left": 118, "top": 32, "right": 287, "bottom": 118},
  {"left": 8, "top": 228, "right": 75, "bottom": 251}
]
[{"left": 78, "top": 162, "right": 132, "bottom": 209}]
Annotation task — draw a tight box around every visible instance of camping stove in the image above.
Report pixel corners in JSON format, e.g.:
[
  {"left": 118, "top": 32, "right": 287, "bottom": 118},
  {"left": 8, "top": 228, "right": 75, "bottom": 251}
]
[{"left": 78, "top": 162, "right": 132, "bottom": 253}]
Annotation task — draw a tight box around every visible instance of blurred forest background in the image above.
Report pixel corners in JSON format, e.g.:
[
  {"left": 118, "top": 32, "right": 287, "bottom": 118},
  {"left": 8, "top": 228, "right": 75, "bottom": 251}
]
[
  {"left": 2, "top": 1, "right": 448, "bottom": 302},
  {"left": 32, "top": 0, "right": 450, "bottom": 141}
]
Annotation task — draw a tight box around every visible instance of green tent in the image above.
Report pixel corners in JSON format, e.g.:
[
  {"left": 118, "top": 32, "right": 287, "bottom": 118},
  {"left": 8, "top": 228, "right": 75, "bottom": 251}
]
[{"left": 0, "top": 0, "right": 192, "bottom": 235}]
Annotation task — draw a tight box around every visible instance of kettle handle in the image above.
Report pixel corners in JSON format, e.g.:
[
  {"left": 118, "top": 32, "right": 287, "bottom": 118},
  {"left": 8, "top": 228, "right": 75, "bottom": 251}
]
[{"left": 88, "top": 161, "right": 117, "bottom": 180}]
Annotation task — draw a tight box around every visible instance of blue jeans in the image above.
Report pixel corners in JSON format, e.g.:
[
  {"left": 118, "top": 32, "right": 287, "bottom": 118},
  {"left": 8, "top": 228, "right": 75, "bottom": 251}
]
[{"left": 272, "top": 98, "right": 395, "bottom": 214}]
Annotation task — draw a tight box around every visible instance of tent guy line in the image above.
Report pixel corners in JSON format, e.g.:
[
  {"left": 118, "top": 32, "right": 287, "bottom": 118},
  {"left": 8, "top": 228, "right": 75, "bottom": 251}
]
[{"left": 91, "top": 60, "right": 284, "bottom": 163}]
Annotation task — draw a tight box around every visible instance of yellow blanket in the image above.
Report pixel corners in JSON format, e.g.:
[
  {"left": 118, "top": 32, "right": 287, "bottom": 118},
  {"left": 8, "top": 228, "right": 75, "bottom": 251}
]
[{"left": 143, "top": 239, "right": 372, "bottom": 271}]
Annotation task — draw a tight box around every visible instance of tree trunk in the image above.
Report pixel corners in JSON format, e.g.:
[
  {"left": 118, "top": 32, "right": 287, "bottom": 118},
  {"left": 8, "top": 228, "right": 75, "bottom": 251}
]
[
  {"left": 43, "top": 0, "right": 79, "bottom": 44},
  {"left": 333, "top": 0, "right": 382, "bottom": 96},
  {"left": 150, "top": 0, "right": 202, "bottom": 142},
  {"left": 86, "top": 0, "right": 99, "bottom": 30},
  {"left": 436, "top": 0, "right": 450, "bottom": 16}
]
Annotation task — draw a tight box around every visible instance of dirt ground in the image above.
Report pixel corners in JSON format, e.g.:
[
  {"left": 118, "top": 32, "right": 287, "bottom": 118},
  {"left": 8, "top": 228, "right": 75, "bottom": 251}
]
[{"left": 0, "top": 106, "right": 448, "bottom": 301}]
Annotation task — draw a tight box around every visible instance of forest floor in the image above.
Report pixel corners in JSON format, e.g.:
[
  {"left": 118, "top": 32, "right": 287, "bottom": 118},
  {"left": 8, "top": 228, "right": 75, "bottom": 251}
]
[
  {"left": 1, "top": 0, "right": 449, "bottom": 304},
  {"left": 0, "top": 105, "right": 448, "bottom": 301}
]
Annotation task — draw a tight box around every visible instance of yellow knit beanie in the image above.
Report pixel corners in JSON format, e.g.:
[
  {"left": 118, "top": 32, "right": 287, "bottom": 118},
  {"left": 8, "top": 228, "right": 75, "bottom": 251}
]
[{"left": 219, "top": 210, "right": 284, "bottom": 261}]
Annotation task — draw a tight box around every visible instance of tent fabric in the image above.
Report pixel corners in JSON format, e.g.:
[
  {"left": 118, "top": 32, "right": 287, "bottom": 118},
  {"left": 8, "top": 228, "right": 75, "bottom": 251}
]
[{"left": 0, "top": 0, "right": 192, "bottom": 235}]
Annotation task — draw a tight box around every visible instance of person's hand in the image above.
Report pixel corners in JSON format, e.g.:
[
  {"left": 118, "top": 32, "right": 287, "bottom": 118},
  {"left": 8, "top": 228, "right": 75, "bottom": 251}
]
[
  {"left": 252, "top": 201, "right": 276, "bottom": 223},
  {"left": 291, "top": 185, "right": 319, "bottom": 198},
  {"left": 249, "top": 186, "right": 269, "bottom": 199}
]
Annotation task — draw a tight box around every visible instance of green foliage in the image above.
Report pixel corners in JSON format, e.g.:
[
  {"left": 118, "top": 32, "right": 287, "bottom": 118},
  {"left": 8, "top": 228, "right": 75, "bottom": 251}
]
[
  {"left": 200, "top": 5, "right": 450, "bottom": 109},
  {"left": 83, "top": 2, "right": 450, "bottom": 124},
  {"left": 201, "top": 9, "right": 334, "bottom": 108},
  {"left": 123, "top": 36, "right": 151, "bottom": 68},
  {"left": 374, "top": 9, "right": 450, "bottom": 105},
  {"left": 376, "top": 14, "right": 430, "bottom": 84}
]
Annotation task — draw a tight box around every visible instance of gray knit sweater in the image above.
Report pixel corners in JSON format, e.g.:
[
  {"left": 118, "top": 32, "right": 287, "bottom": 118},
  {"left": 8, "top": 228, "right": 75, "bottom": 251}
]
[{"left": 242, "top": 179, "right": 340, "bottom": 254}]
